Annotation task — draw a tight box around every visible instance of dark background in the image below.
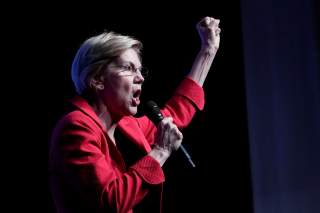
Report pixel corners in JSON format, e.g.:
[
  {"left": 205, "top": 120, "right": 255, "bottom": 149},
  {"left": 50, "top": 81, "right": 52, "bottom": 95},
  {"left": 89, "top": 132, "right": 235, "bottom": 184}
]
[
  {"left": 7, "top": 0, "right": 319, "bottom": 212},
  {"left": 40, "top": 1, "right": 251, "bottom": 212}
]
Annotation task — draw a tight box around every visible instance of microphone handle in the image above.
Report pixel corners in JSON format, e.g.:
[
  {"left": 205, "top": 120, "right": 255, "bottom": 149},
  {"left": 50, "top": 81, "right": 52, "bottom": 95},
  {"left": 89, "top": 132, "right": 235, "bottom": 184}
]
[{"left": 179, "top": 144, "right": 196, "bottom": 168}]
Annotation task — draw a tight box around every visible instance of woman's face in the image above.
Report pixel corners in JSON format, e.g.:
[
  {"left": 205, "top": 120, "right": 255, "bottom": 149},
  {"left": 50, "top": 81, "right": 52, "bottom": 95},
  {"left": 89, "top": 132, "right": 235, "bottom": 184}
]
[{"left": 101, "top": 48, "right": 144, "bottom": 119}]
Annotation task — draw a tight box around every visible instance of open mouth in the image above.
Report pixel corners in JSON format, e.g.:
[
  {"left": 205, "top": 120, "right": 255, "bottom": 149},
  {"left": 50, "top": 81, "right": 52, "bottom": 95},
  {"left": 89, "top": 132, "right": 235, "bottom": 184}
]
[
  {"left": 132, "top": 89, "right": 141, "bottom": 106},
  {"left": 133, "top": 89, "right": 141, "bottom": 98}
]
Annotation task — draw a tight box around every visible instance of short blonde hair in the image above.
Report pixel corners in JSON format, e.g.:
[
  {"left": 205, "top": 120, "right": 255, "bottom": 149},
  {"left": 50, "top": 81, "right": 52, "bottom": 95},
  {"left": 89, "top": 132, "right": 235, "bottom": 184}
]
[{"left": 71, "top": 31, "right": 142, "bottom": 94}]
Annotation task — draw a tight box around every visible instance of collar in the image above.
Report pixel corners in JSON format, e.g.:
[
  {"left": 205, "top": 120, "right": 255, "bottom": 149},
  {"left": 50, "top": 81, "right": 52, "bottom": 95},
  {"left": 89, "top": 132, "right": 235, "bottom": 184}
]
[
  {"left": 69, "top": 96, "right": 151, "bottom": 153},
  {"left": 69, "top": 96, "right": 108, "bottom": 133}
]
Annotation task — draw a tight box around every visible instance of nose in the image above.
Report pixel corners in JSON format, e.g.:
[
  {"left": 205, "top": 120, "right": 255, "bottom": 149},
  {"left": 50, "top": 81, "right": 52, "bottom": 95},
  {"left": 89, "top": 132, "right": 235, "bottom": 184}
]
[{"left": 134, "top": 72, "right": 144, "bottom": 83}]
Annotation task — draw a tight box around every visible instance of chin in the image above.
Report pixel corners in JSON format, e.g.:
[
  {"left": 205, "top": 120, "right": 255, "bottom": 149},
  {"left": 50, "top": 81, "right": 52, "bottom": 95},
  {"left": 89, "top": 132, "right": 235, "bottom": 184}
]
[
  {"left": 120, "top": 102, "right": 137, "bottom": 116},
  {"left": 128, "top": 106, "right": 138, "bottom": 115}
]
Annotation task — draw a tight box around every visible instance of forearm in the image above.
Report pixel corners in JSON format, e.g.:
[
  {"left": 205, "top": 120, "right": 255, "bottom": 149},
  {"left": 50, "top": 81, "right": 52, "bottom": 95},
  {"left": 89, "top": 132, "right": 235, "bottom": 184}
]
[{"left": 187, "top": 47, "right": 217, "bottom": 87}]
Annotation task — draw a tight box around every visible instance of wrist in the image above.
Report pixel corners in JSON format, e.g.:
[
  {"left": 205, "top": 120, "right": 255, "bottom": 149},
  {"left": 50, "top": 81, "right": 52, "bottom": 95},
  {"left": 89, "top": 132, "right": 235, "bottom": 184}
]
[
  {"left": 200, "top": 45, "right": 217, "bottom": 55},
  {"left": 148, "top": 146, "right": 171, "bottom": 167}
]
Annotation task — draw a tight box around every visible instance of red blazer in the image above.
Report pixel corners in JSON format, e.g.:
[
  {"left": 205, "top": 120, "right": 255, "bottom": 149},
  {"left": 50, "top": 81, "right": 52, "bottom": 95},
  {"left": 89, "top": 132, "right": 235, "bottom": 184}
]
[{"left": 49, "top": 77, "right": 204, "bottom": 213}]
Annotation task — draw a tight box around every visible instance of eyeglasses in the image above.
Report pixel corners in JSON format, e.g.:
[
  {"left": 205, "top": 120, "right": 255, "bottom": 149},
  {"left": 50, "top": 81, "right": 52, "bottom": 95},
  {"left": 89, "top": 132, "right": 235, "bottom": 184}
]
[{"left": 109, "top": 64, "right": 149, "bottom": 78}]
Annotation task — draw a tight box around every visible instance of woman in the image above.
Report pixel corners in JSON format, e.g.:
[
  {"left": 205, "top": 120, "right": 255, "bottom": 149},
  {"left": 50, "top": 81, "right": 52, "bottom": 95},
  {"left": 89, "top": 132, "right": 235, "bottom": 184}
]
[{"left": 49, "top": 17, "right": 221, "bottom": 213}]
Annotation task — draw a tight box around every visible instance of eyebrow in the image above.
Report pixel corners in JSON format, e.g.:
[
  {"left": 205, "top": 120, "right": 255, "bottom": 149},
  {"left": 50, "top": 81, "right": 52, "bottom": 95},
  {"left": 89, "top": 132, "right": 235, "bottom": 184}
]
[{"left": 120, "top": 61, "right": 142, "bottom": 69}]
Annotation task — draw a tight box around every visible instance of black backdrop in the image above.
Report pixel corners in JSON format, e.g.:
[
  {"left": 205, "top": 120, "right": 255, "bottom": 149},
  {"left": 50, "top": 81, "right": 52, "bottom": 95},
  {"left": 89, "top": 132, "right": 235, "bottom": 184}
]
[
  {"left": 4, "top": 0, "right": 319, "bottom": 212},
  {"left": 5, "top": 1, "right": 252, "bottom": 212}
]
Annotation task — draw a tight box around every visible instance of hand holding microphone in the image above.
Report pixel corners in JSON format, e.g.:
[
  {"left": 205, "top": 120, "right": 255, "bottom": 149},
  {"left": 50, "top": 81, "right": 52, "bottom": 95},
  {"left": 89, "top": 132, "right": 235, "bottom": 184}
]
[
  {"left": 153, "top": 117, "right": 183, "bottom": 154},
  {"left": 145, "top": 101, "right": 196, "bottom": 168}
]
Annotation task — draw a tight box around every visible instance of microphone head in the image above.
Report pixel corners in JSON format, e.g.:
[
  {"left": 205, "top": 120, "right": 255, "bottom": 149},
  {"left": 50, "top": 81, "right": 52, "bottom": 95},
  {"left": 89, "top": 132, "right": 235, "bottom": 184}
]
[{"left": 144, "top": 101, "right": 164, "bottom": 125}]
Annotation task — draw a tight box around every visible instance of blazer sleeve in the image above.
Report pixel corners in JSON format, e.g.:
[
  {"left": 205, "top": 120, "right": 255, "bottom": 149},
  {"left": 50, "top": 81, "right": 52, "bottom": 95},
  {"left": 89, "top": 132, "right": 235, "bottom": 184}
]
[
  {"left": 51, "top": 115, "right": 165, "bottom": 213},
  {"left": 135, "top": 77, "right": 205, "bottom": 145}
]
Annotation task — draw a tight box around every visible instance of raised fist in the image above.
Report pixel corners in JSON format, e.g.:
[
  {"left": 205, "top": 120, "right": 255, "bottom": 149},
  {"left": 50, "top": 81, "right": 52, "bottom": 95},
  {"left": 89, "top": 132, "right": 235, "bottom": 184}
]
[{"left": 196, "top": 16, "right": 221, "bottom": 51}]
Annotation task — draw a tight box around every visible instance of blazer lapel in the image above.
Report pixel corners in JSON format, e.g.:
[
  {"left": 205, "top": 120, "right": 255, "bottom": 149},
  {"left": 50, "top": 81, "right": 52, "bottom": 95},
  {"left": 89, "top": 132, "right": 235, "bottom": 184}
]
[
  {"left": 118, "top": 118, "right": 152, "bottom": 153},
  {"left": 71, "top": 96, "right": 151, "bottom": 154}
]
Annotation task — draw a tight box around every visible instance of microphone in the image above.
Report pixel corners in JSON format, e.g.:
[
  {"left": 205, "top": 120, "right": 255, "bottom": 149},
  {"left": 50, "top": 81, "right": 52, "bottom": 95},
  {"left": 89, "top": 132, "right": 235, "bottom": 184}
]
[{"left": 144, "top": 101, "right": 196, "bottom": 168}]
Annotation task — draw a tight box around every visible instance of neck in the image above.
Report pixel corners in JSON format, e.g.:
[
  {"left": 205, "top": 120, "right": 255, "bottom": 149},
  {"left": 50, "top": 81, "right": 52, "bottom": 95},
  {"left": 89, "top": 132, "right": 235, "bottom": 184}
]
[{"left": 86, "top": 94, "right": 121, "bottom": 143}]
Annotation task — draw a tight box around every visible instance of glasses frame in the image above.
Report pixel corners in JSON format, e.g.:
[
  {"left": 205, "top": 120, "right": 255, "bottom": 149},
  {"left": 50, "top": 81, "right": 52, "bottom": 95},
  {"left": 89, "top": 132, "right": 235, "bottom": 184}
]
[{"left": 108, "top": 63, "right": 149, "bottom": 78}]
